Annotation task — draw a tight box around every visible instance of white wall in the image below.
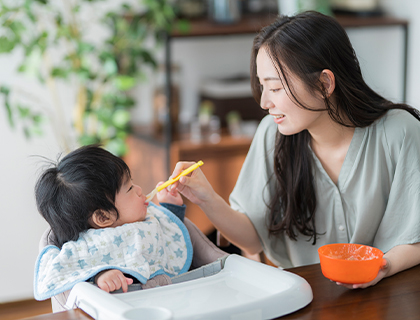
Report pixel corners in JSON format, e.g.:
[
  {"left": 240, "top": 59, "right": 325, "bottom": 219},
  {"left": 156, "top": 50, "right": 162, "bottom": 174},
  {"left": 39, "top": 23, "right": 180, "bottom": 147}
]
[
  {"left": 0, "top": 52, "right": 55, "bottom": 302},
  {"left": 0, "top": 0, "right": 135, "bottom": 303},
  {"left": 1, "top": 0, "right": 419, "bottom": 303},
  {"left": 380, "top": 0, "right": 420, "bottom": 107}
]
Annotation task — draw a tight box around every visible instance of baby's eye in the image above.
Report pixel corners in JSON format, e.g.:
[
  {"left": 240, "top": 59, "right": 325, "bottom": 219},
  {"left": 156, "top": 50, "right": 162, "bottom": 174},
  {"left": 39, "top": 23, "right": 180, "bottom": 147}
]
[{"left": 127, "top": 185, "right": 133, "bottom": 193}]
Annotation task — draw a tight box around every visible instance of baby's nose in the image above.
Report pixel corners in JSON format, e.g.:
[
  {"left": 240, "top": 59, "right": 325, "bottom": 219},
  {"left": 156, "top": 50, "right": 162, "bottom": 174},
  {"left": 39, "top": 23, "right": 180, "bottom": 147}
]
[{"left": 134, "top": 185, "right": 142, "bottom": 196}]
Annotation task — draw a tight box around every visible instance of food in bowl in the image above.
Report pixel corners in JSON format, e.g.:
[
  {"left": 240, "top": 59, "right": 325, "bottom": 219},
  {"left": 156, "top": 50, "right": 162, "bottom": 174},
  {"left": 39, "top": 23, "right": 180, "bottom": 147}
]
[{"left": 318, "top": 243, "right": 385, "bottom": 284}]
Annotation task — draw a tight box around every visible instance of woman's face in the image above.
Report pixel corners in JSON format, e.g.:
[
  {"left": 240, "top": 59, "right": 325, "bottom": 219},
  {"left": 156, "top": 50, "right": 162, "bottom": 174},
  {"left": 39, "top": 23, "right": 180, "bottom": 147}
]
[{"left": 256, "top": 47, "right": 328, "bottom": 135}]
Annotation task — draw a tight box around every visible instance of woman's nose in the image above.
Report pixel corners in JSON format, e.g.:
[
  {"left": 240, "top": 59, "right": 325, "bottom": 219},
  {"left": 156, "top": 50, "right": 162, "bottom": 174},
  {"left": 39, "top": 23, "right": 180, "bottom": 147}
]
[{"left": 260, "top": 92, "right": 274, "bottom": 110}]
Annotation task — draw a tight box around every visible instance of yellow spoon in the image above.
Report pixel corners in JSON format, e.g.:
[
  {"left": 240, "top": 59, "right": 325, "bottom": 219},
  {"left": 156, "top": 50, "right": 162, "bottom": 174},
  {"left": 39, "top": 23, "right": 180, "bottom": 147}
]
[{"left": 145, "top": 161, "right": 204, "bottom": 202}]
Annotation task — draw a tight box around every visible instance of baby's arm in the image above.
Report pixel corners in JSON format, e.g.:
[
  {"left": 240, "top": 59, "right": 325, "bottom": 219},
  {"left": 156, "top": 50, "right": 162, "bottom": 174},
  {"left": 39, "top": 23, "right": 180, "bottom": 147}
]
[{"left": 95, "top": 269, "right": 133, "bottom": 293}]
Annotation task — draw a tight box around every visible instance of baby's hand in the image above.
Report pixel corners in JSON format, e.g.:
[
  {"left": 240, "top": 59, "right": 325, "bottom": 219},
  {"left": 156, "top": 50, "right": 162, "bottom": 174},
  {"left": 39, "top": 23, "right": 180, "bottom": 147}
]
[
  {"left": 156, "top": 181, "right": 183, "bottom": 206},
  {"left": 96, "top": 269, "right": 133, "bottom": 293}
]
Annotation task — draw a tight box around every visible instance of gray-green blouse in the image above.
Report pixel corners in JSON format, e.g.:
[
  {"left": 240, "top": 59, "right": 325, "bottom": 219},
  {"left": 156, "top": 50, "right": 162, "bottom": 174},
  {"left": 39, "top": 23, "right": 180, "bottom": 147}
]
[{"left": 229, "top": 109, "right": 420, "bottom": 268}]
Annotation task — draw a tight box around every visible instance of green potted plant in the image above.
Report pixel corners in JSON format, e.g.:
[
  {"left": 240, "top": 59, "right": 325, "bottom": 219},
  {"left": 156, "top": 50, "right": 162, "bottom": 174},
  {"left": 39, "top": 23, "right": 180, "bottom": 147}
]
[{"left": 0, "top": 0, "right": 179, "bottom": 156}]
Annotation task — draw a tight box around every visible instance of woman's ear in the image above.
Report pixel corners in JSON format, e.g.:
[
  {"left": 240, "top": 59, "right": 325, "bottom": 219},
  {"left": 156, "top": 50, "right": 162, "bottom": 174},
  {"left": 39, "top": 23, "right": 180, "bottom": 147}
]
[
  {"left": 319, "top": 69, "right": 335, "bottom": 97},
  {"left": 90, "top": 209, "right": 115, "bottom": 228}
]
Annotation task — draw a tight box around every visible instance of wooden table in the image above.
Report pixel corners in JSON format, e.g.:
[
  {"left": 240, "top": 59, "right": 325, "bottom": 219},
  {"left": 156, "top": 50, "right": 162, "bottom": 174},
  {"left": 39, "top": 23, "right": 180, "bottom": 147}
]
[
  {"left": 27, "top": 263, "right": 420, "bottom": 320},
  {"left": 281, "top": 263, "right": 420, "bottom": 320}
]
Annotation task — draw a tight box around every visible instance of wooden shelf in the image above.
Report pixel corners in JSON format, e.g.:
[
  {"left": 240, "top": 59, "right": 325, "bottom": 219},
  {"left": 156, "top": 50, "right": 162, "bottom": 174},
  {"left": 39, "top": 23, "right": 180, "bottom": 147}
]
[
  {"left": 171, "top": 13, "right": 408, "bottom": 38},
  {"left": 171, "top": 13, "right": 278, "bottom": 37},
  {"left": 171, "top": 134, "right": 253, "bottom": 152},
  {"left": 334, "top": 14, "right": 408, "bottom": 28}
]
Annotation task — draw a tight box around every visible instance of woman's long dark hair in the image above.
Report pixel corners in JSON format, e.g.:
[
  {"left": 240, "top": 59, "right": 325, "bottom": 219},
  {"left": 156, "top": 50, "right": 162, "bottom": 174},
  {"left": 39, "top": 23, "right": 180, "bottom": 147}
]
[
  {"left": 250, "top": 11, "right": 420, "bottom": 244},
  {"left": 35, "top": 145, "right": 131, "bottom": 248}
]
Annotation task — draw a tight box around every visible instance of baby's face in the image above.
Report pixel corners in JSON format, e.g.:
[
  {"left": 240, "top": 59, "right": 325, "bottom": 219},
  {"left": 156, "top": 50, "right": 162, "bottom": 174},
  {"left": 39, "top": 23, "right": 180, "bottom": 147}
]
[{"left": 113, "top": 179, "right": 148, "bottom": 227}]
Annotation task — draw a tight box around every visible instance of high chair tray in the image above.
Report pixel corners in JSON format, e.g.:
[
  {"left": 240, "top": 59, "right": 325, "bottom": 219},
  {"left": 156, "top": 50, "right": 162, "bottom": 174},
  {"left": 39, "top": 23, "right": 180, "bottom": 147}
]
[{"left": 65, "top": 254, "right": 313, "bottom": 320}]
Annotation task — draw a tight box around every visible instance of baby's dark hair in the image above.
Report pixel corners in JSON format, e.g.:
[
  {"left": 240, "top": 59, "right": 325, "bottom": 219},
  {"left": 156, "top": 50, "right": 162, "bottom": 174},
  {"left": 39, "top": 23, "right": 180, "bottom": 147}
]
[{"left": 35, "top": 144, "right": 131, "bottom": 248}]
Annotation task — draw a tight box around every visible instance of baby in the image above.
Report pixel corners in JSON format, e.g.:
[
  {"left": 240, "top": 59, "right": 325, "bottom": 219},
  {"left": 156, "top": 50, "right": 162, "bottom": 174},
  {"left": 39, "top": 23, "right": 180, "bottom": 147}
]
[{"left": 34, "top": 145, "right": 192, "bottom": 300}]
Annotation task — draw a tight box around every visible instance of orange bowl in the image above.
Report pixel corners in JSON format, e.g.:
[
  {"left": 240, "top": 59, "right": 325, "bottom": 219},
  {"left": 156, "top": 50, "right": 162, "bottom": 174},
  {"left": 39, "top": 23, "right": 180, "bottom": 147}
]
[{"left": 318, "top": 243, "right": 384, "bottom": 284}]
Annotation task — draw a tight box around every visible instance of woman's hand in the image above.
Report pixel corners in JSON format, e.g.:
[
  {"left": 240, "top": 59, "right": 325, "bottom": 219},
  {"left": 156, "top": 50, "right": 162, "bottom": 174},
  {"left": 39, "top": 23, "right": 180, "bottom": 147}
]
[
  {"left": 337, "top": 242, "right": 420, "bottom": 289},
  {"left": 96, "top": 269, "right": 133, "bottom": 293},
  {"left": 156, "top": 181, "right": 183, "bottom": 206},
  {"left": 336, "top": 258, "right": 390, "bottom": 289},
  {"left": 169, "top": 161, "right": 216, "bottom": 205},
  {"left": 169, "top": 161, "right": 262, "bottom": 255}
]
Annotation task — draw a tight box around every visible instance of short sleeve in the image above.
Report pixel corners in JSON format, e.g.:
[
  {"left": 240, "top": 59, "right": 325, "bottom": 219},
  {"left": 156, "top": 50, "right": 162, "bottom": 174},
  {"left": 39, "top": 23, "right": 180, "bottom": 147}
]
[
  {"left": 229, "top": 115, "right": 277, "bottom": 214},
  {"left": 373, "top": 110, "right": 420, "bottom": 252}
]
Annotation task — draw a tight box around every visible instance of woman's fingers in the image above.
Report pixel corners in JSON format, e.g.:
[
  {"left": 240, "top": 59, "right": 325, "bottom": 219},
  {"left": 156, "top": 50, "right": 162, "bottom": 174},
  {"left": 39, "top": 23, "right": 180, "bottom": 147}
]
[
  {"left": 169, "top": 161, "right": 197, "bottom": 191},
  {"left": 171, "top": 161, "right": 196, "bottom": 178},
  {"left": 381, "top": 257, "right": 390, "bottom": 271},
  {"left": 168, "top": 161, "right": 216, "bottom": 205},
  {"left": 336, "top": 259, "right": 390, "bottom": 289}
]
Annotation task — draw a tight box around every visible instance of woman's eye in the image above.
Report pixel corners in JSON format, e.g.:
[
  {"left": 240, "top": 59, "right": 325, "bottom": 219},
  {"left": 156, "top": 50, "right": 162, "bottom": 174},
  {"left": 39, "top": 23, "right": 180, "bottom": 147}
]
[{"left": 270, "top": 88, "right": 282, "bottom": 93}]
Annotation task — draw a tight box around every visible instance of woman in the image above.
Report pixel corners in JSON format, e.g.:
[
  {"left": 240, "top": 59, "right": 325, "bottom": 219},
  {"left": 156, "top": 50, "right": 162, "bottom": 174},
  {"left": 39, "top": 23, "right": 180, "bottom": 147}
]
[{"left": 169, "top": 11, "right": 420, "bottom": 289}]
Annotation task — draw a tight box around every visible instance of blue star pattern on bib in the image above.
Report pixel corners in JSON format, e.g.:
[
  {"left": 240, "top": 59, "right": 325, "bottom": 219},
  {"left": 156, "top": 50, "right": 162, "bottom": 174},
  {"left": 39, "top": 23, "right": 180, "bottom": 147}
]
[
  {"left": 64, "top": 249, "right": 73, "bottom": 259},
  {"left": 53, "top": 263, "right": 63, "bottom": 272},
  {"left": 34, "top": 203, "right": 193, "bottom": 300},
  {"left": 88, "top": 245, "right": 98, "bottom": 255},
  {"left": 126, "top": 244, "right": 136, "bottom": 256},
  {"left": 113, "top": 235, "right": 124, "bottom": 247},
  {"left": 101, "top": 253, "right": 113, "bottom": 264}
]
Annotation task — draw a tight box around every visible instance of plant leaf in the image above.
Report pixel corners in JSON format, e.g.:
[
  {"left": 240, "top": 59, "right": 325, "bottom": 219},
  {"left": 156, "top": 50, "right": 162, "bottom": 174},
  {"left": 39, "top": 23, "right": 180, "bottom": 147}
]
[
  {"left": 112, "top": 109, "right": 130, "bottom": 128},
  {"left": 79, "top": 134, "right": 100, "bottom": 146},
  {"left": 114, "top": 75, "right": 136, "bottom": 91},
  {"left": 0, "top": 85, "right": 14, "bottom": 127},
  {"left": 105, "top": 137, "right": 128, "bottom": 156},
  {"left": 104, "top": 58, "right": 118, "bottom": 75},
  {"left": 51, "top": 67, "right": 69, "bottom": 78},
  {"left": 0, "top": 36, "right": 16, "bottom": 53}
]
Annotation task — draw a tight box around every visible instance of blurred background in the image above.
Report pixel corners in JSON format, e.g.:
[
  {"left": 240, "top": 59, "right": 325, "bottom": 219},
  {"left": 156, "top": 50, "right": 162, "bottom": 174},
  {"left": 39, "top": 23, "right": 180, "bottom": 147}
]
[{"left": 0, "top": 0, "right": 419, "bottom": 316}]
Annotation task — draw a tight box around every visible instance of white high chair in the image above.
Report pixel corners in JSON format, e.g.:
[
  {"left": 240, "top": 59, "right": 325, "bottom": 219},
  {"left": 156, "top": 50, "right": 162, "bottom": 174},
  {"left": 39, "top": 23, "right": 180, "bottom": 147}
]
[{"left": 39, "top": 217, "right": 229, "bottom": 313}]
